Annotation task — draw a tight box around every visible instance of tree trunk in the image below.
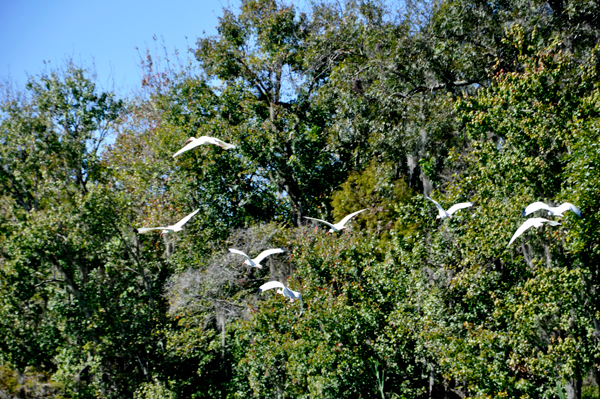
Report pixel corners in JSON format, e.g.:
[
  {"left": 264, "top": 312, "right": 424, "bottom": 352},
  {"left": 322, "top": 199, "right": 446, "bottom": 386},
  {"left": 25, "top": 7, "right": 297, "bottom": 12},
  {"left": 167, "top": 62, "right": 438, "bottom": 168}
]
[
  {"left": 429, "top": 365, "right": 435, "bottom": 397},
  {"left": 271, "top": 170, "right": 304, "bottom": 226},
  {"left": 566, "top": 377, "right": 582, "bottom": 399}
]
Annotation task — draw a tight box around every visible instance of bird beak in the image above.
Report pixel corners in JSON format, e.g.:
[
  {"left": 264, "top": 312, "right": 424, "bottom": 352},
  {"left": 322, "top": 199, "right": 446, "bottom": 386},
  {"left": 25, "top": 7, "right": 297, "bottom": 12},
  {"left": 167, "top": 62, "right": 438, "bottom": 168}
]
[{"left": 185, "top": 137, "right": 194, "bottom": 143}]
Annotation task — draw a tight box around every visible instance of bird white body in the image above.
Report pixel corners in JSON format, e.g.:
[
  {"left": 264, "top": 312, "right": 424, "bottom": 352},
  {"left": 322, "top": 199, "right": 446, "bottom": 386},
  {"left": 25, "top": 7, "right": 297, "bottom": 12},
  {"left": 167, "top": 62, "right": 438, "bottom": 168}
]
[
  {"left": 259, "top": 281, "right": 302, "bottom": 302},
  {"left": 522, "top": 201, "right": 581, "bottom": 217},
  {"left": 173, "top": 136, "right": 236, "bottom": 158},
  {"left": 426, "top": 197, "right": 473, "bottom": 219},
  {"left": 304, "top": 209, "right": 367, "bottom": 232},
  {"left": 228, "top": 248, "right": 284, "bottom": 269},
  {"left": 137, "top": 209, "right": 200, "bottom": 235},
  {"left": 508, "top": 217, "right": 561, "bottom": 246}
]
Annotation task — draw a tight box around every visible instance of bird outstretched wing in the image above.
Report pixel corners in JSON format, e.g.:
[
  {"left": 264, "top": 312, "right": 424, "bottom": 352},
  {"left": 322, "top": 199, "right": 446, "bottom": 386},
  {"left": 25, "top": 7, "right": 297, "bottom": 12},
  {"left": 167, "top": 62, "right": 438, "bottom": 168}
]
[
  {"left": 337, "top": 209, "right": 368, "bottom": 227},
  {"left": 446, "top": 202, "right": 473, "bottom": 215},
  {"left": 522, "top": 201, "right": 551, "bottom": 217},
  {"left": 554, "top": 202, "right": 581, "bottom": 217},
  {"left": 212, "top": 138, "right": 236, "bottom": 149},
  {"left": 137, "top": 227, "right": 167, "bottom": 234},
  {"left": 254, "top": 248, "right": 284, "bottom": 264},
  {"left": 173, "top": 209, "right": 200, "bottom": 229},
  {"left": 508, "top": 218, "right": 560, "bottom": 246},
  {"left": 228, "top": 248, "right": 251, "bottom": 260},
  {"left": 172, "top": 137, "right": 212, "bottom": 158},
  {"left": 304, "top": 216, "right": 337, "bottom": 230},
  {"left": 259, "top": 281, "right": 285, "bottom": 292},
  {"left": 173, "top": 136, "right": 235, "bottom": 157},
  {"left": 425, "top": 197, "right": 446, "bottom": 213}
]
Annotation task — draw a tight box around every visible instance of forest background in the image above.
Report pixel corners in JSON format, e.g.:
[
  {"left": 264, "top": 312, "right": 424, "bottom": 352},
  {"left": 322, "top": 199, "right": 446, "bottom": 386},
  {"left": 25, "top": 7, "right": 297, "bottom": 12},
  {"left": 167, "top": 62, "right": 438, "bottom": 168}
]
[{"left": 1, "top": 0, "right": 600, "bottom": 398}]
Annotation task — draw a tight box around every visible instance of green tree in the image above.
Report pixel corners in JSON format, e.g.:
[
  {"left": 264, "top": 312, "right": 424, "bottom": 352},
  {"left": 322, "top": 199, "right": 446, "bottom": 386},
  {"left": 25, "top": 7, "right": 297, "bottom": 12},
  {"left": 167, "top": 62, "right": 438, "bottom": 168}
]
[
  {"left": 330, "top": 160, "right": 414, "bottom": 237},
  {"left": 0, "top": 65, "right": 174, "bottom": 398},
  {"left": 391, "top": 39, "right": 600, "bottom": 398},
  {"left": 235, "top": 228, "right": 427, "bottom": 399},
  {"left": 304, "top": 0, "right": 600, "bottom": 195},
  {"left": 190, "top": 0, "right": 358, "bottom": 225}
]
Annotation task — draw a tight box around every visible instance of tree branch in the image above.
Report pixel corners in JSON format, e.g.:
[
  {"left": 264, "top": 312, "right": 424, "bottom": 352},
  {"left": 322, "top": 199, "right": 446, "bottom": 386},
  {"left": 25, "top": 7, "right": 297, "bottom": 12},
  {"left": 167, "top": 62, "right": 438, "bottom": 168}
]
[
  {"left": 390, "top": 79, "right": 479, "bottom": 99},
  {"left": 34, "top": 278, "right": 65, "bottom": 288}
]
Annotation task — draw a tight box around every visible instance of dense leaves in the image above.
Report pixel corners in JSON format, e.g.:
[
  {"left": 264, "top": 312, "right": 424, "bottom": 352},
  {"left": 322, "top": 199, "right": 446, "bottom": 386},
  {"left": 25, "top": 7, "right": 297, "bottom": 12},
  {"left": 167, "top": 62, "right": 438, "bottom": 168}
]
[{"left": 3, "top": 1, "right": 600, "bottom": 398}]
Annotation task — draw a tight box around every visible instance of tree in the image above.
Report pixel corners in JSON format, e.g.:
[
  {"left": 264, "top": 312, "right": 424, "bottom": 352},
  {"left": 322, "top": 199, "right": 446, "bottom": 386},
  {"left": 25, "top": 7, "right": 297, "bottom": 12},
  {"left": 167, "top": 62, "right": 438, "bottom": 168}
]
[
  {"left": 391, "top": 37, "right": 600, "bottom": 398},
  {"left": 0, "top": 65, "right": 174, "bottom": 398},
  {"left": 191, "top": 0, "right": 356, "bottom": 225},
  {"left": 235, "top": 227, "right": 428, "bottom": 399},
  {"left": 304, "top": 0, "right": 600, "bottom": 194}
]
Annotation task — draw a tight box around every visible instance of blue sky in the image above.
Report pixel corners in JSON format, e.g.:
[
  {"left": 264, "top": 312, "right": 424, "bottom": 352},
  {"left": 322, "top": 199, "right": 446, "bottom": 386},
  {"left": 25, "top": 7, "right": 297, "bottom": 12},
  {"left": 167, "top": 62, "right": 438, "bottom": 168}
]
[{"left": 0, "top": 0, "right": 231, "bottom": 95}]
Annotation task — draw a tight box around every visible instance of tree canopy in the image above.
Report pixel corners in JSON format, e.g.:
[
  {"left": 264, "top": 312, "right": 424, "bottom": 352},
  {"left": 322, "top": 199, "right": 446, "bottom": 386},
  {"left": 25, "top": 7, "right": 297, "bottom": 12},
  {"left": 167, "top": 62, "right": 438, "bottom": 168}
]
[{"left": 2, "top": 1, "right": 600, "bottom": 398}]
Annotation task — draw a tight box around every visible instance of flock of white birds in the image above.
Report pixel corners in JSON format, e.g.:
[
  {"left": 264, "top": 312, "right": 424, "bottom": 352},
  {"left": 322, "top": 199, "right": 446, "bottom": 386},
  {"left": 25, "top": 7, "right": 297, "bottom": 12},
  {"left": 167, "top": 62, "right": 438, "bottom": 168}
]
[
  {"left": 425, "top": 197, "right": 581, "bottom": 246},
  {"left": 136, "top": 135, "right": 582, "bottom": 312}
]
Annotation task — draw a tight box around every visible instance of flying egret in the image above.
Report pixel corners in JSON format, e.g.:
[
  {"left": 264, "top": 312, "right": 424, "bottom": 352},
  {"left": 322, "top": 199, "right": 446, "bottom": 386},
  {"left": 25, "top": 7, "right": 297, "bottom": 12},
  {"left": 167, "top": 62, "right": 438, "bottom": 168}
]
[
  {"left": 172, "top": 136, "right": 236, "bottom": 158},
  {"left": 522, "top": 201, "right": 581, "bottom": 217},
  {"left": 259, "top": 281, "right": 302, "bottom": 302},
  {"left": 137, "top": 209, "right": 200, "bottom": 235},
  {"left": 228, "top": 248, "right": 284, "bottom": 269},
  {"left": 508, "top": 218, "right": 561, "bottom": 246},
  {"left": 426, "top": 197, "right": 473, "bottom": 219},
  {"left": 304, "top": 209, "right": 367, "bottom": 232}
]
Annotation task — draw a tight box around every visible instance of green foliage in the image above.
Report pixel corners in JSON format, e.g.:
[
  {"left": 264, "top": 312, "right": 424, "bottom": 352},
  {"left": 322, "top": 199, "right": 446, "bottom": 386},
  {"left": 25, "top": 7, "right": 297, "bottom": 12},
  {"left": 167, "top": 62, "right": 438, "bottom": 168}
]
[
  {"left": 0, "top": 66, "right": 175, "bottom": 398},
  {"left": 0, "top": 364, "right": 64, "bottom": 398},
  {"left": 331, "top": 160, "right": 414, "bottom": 236},
  {"left": 134, "top": 378, "right": 176, "bottom": 399},
  {"left": 190, "top": 0, "right": 355, "bottom": 225},
  {"left": 4, "top": 1, "right": 600, "bottom": 398},
  {"left": 389, "top": 40, "right": 600, "bottom": 398},
  {"left": 583, "top": 384, "right": 600, "bottom": 399},
  {"left": 235, "top": 228, "right": 425, "bottom": 398}
]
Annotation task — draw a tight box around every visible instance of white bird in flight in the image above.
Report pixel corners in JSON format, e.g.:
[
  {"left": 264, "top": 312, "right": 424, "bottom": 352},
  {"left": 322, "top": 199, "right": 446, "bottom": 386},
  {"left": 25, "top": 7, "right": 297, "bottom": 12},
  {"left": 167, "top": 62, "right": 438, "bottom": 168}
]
[
  {"left": 508, "top": 217, "right": 561, "bottom": 246},
  {"left": 259, "top": 281, "right": 302, "bottom": 302},
  {"left": 228, "top": 248, "right": 284, "bottom": 269},
  {"left": 137, "top": 209, "right": 200, "bottom": 235},
  {"left": 426, "top": 197, "right": 473, "bottom": 219},
  {"left": 522, "top": 201, "right": 581, "bottom": 217},
  {"left": 304, "top": 209, "right": 367, "bottom": 232},
  {"left": 172, "top": 136, "right": 236, "bottom": 158}
]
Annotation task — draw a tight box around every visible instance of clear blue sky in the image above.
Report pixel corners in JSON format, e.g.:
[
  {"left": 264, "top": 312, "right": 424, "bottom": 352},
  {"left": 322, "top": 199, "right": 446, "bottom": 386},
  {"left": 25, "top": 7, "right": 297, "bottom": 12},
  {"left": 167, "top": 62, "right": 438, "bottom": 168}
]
[{"left": 0, "top": 0, "right": 231, "bottom": 95}]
